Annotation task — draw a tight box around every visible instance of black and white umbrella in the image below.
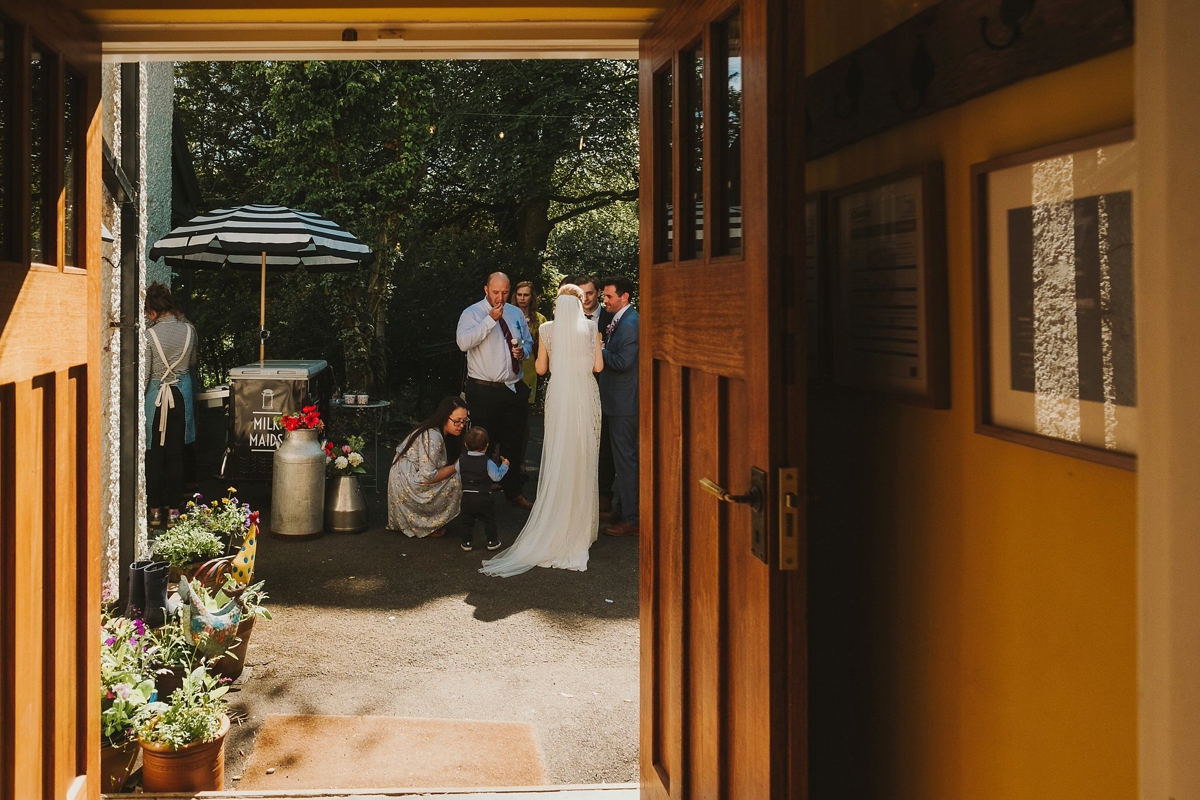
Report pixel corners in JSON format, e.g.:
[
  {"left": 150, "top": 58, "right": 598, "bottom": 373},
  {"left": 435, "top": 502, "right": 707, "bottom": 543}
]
[{"left": 149, "top": 204, "right": 375, "bottom": 363}]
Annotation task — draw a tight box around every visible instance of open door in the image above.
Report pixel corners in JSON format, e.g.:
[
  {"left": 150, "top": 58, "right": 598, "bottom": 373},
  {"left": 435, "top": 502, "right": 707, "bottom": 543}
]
[
  {"left": 639, "top": 0, "right": 806, "bottom": 797},
  {"left": 0, "top": 2, "right": 102, "bottom": 798}
]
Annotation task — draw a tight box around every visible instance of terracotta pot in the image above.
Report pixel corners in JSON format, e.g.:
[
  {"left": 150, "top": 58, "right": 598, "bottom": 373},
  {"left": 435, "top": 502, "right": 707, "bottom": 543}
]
[
  {"left": 100, "top": 739, "right": 140, "bottom": 793},
  {"left": 140, "top": 713, "right": 230, "bottom": 793},
  {"left": 209, "top": 615, "right": 255, "bottom": 681}
]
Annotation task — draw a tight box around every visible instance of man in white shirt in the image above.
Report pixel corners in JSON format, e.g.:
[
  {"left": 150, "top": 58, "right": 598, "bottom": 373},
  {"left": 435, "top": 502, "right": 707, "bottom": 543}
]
[{"left": 456, "top": 272, "right": 535, "bottom": 509}]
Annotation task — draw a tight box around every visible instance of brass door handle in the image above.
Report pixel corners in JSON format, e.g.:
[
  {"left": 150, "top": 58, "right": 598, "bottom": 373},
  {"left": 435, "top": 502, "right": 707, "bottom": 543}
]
[{"left": 699, "top": 478, "right": 764, "bottom": 513}]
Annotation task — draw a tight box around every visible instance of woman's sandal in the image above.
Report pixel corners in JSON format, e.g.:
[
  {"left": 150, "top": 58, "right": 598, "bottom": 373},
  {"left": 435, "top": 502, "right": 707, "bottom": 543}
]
[{"left": 428, "top": 528, "right": 446, "bottom": 538}]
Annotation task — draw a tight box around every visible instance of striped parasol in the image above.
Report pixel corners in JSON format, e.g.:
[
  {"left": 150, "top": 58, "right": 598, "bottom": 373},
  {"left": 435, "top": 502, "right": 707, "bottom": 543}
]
[{"left": 149, "top": 204, "right": 375, "bottom": 363}]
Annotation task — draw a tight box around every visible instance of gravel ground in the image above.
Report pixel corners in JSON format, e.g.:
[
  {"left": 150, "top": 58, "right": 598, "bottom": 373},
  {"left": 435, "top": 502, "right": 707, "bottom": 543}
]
[{"left": 216, "top": 413, "right": 640, "bottom": 788}]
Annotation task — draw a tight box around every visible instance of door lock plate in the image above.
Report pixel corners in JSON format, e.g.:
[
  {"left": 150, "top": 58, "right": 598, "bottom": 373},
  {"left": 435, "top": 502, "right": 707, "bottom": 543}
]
[{"left": 778, "top": 467, "right": 801, "bottom": 571}]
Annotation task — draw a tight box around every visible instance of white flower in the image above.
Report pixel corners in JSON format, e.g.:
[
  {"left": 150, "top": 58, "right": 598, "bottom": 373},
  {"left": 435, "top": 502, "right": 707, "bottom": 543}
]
[
  {"left": 348, "top": 452, "right": 364, "bottom": 467},
  {"left": 334, "top": 456, "right": 349, "bottom": 470}
]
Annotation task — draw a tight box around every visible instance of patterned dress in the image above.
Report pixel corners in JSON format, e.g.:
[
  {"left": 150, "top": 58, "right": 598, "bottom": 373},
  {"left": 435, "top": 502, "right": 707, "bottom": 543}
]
[{"left": 387, "top": 429, "right": 461, "bottom": 537}]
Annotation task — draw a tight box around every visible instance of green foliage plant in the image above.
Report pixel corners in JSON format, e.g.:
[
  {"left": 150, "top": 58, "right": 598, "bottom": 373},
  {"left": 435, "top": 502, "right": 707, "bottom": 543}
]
[
  {"left": 151, "top": 520, "right": 224, "bottom": 570},
  {"left": 137, "top": 666, "right": 230, "bottom": 750},
  {"left": 100, "top": 611, "right": 158, "bottom": 745},
  {"left": 146, "top": 610, "right": 204, "bottom": 675}
]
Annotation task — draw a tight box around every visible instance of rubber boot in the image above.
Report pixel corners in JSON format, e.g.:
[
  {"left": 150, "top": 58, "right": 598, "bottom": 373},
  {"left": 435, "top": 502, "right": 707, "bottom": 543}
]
[
  {"left": 142, "top": 561, "right": 171, "bottom": 628},
  {"left": 126, "top": 560, "right": 152, "bottom": 619}
]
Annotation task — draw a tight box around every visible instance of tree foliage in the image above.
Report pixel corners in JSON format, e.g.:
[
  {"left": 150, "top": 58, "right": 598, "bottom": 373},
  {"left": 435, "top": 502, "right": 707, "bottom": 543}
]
[{"left": 172, "top": 59, "right": 639, "bottom": 409}]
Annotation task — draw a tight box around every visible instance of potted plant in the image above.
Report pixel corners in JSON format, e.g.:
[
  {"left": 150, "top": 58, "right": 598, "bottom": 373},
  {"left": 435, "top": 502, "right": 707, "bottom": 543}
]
[
  {"left": 137, "top": 666, "right": 232, "bottom": 792},
  {"left": 324, "top": 435, "right": 369, "bottom": 533},
  {"left": 100, "top": 610, "right": 157, "bottom": 792},
  {"left": 210, "top": 576, "right": 272, "bottom": 681},
  {"left": 145, "top": 609, "right": 205, "bottom": 700},
  {"left": 151, "top": 516, "right": 224, "bottom": 581}
]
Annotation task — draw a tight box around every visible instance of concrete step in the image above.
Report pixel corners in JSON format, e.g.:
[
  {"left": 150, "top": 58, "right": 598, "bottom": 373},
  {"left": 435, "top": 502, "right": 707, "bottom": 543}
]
[{"left": 130, "top": 783, "right": 640, "bottom": 800}]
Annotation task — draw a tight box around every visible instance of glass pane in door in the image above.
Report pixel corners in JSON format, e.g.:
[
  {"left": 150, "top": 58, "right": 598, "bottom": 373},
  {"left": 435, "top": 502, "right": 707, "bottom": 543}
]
[
  {"left": 0, "top": 24, "right": 7, "bottom": 259},
  {"left": 683, "top": 44, "right": 704, "bottom": 259},
  {"left": 63, "top": 69, "right": 79, "bottom": 267},
  {"left": 655, "top": 66, "right": 674, "bottom": 263},
  {"left": 30, "top": 43, "right": 47, "bottom": 263},
  {"left": 718, "top": 12, "right": 743, "bottom": 256}
]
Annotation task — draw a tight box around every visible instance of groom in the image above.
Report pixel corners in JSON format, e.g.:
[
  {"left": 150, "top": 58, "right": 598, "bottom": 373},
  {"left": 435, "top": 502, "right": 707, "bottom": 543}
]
[{"left": 598, "top": 275, "right": 639, "bottom": 537}]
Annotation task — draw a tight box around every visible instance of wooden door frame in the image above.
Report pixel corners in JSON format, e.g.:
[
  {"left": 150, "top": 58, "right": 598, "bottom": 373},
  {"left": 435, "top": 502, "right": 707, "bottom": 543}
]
[
  {"left": 638, "top": 0, "right": 807, "bottom": 795},
  {"left": 0, "top": 2, "right": 102, "bottom": 798}
]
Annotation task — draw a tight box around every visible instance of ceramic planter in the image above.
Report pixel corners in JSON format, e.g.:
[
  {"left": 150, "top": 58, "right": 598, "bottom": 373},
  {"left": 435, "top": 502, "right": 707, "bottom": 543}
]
[
  {"left": 270, "top": 427, "right": 325, "bottom": 539},
  {"left": 209, "top": 615, "right": 255, "bottom": 682},
  {"left": 140, "top": 713, "right": 230, "bottom": 793},
  {"left": 325, "top": 474, "right": 368, "bottom": 533},
  {"left": 100, "top": 739, "right": 139, "bottom": 793}
]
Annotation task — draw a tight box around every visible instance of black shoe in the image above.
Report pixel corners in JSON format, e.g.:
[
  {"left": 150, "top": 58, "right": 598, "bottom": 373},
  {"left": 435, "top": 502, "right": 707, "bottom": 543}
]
[
  {"left": 486, "top": 539, "right": 502, "bottom": 551},
  {"left": 461, "top": 541, "right": 474, "bottom": 552},
  {"left": 142, "top": 561, "right": 171, "bottom": 628},
  {"left": 126, "top": 560, "right": 151, "bottom": 619}
]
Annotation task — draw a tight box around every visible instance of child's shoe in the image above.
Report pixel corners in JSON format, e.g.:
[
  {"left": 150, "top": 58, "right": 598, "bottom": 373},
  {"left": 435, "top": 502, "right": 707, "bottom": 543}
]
[
  {"left": 486, "top": 538, "right": 502, "bottom": 551},
  {"left": 461, "top": 540, "right": 474, "bottom": 552}
]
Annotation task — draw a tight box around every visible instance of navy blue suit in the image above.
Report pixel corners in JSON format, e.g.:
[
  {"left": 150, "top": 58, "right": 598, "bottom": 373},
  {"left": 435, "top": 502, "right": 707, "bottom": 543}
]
[{"left": 598, "top": 307, "right": 639, "bottom": 525}]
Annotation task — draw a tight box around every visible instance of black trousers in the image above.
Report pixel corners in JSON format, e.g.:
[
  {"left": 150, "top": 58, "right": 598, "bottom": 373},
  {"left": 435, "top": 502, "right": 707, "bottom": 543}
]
[
  {"left": 598, "top": 414, "right": 615, "bottom": 500},
  {"left": 454, "top": 491, "right": 498, "bottom": 544},
  {"left": 146, "top": 385, "right": 186, "bottom": 510},
  {"left": 463, "top": 379, "right": 529, "bottom": 499}
]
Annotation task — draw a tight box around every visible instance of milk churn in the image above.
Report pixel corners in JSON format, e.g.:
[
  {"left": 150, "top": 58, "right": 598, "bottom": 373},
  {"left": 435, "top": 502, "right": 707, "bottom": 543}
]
[
  {"left": 270, "top": 428, "right": 325, "bottom": 538},
  {"left": 324, "top": 475, "right": 369, "bottom": 534}
]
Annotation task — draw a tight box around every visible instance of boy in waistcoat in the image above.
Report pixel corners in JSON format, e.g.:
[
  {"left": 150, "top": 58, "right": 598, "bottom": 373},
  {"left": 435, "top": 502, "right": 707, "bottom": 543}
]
[{"left": 454, "top": 426, "right": 509, "bottom": 552}]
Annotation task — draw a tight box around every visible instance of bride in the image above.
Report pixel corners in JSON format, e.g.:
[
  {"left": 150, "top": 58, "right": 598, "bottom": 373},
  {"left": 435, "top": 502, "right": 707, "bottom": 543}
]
[{"left": 481, "top": 284, "right": 605, "bottom": 577}]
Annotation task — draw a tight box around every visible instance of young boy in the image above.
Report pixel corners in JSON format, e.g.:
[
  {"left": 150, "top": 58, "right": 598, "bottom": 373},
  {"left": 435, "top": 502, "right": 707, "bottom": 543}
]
[{"left": 454, "top": 426, "right": 510, "bottom": 552}]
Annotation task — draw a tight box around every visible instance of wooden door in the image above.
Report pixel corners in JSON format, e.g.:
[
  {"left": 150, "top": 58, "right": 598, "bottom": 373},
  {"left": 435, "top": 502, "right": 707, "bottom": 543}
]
[
  {"left": 639, "top": 0, "right": 806, "bottom": 797},
  {"left": 0, "top": 3, "right": 102, "bottom": 799}
]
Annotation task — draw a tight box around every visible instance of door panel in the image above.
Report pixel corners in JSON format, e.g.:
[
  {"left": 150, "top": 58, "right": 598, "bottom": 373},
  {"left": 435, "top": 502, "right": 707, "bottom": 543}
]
[
  {"left": 0, "top": 2, "right": 101, "bottom": 798},
  {"left": 639, "top": 0, "right": 806, "bottom": 796}
]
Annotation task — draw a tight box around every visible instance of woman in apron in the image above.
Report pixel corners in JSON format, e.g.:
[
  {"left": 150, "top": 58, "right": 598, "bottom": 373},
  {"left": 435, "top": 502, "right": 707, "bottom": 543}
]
[{"left": 144, "top": 282, "right": 198, "bottom": 527}]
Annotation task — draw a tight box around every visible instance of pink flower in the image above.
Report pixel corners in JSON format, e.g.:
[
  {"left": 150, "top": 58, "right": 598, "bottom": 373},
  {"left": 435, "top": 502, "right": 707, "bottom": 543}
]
[{"left": 342, "top": 445, "right": 352, "bottom": 454}]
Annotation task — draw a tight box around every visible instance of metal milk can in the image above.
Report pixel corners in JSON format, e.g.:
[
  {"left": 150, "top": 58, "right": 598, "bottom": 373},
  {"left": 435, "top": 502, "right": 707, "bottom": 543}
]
[
  {"left": 324, "top": 475, "right": 369, "bottom": 534},
  {"left": 270, "top": 427, "right": 325, "bottom": 538}
]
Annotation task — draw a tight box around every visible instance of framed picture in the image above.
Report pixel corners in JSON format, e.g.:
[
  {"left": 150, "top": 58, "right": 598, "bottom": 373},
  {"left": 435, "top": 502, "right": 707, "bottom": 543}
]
[
  {"left": 971, "top": 127, "right": 1136, "bottom": 470},
  {"left": 805, "top": 191, "right": 830, "bottom": 382},
  {"left": 829, "top": 163, "right": 949, "bottom": 407}
]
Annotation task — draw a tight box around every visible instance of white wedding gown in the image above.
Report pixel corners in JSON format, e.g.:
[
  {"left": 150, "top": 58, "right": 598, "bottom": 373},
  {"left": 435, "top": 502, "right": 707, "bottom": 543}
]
[{"left": 481, "top": 294, "right": 602, "bottom": 577}]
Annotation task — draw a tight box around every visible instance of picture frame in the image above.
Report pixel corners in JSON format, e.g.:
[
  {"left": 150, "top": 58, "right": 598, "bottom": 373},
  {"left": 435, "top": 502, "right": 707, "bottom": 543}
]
[
  {"left": 804, "top": 191, "right": 830, "bottom": 383},
  {"left": 829, "top": 163, "right": 949, "bottom": 407},
  {"left": 971, "top": 127, "right": 1137, "bottom": 470}
]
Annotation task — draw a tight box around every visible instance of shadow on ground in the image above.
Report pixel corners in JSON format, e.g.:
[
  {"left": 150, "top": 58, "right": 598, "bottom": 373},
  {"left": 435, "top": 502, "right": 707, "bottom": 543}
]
[{"left": 203, "top": 412, "right": 641, "bottom": 788}]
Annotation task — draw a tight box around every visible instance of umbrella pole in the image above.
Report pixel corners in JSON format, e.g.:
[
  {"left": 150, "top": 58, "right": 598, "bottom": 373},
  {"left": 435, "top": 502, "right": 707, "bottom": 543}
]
[{"left": 259, "top": 251, "right": 267, "bottom": 366}]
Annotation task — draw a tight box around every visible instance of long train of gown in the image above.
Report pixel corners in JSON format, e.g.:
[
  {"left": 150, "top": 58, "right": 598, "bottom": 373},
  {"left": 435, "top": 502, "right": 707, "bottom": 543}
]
[{"left": 481, "top": 319, "right": 601, "bottom": 576}]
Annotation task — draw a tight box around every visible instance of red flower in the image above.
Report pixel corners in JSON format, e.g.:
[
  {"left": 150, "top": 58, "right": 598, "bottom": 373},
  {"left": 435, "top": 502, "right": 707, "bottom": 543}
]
[{"left": 282, "top": 417, "right": 299, "bottom": 432}]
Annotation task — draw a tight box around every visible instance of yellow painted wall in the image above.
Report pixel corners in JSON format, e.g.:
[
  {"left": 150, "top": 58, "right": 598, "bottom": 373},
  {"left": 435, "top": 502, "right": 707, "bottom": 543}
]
[{"left": 804, "top": 12, "right": 1138, "bottom": 797}]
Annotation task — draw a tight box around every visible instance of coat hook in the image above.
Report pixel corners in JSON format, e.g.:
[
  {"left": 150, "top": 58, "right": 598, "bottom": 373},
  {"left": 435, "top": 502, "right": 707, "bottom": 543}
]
[
  {"left": 893, "top": 39, "right": 935, "bottom": 114},
  {"left": 835, "top": 58, "right": 864, "bottom": 119},
  {"left": 980, "top": 0, "right": 1036, "bottom": 50}
]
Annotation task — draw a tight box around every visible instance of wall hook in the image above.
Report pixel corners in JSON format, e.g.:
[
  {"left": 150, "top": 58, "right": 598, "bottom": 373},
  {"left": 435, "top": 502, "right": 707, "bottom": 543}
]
[
  {"left": 835, "top": 57, "right": 864, "bottom": 119},
  {"left": 980, "top": 0, "right": 1036, "bottom": 50},
  {"left": 892, "top": 39, "right": 936, "bottom": 114}
]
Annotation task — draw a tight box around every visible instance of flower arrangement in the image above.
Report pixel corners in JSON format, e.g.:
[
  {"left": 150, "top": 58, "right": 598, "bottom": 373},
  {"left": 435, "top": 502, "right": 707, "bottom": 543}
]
[
  {"left": 278, "top": 404, "right": 323, "bottom": 432},
  {"left": 324, "top": 435, "right": 368, "bottom": 476},
  {"left": 183, "top": 487, "right": 254, "bottom": 538},
  {"left": 137, "top": 666, "right": 230, "bottom": 750},
  {"left": 146, "top": 610, "right": 205, "bottom": 676},
  {"left": 100, "top": 611, "right": 158, "bottom": 745}
]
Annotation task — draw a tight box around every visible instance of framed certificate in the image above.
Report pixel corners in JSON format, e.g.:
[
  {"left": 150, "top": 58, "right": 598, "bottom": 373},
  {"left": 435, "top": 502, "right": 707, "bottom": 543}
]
[
  {"left": 971, "top": 128, "right": 1136, "bottom": 470},
  {"left": 830, "top": 163, "right": 949, "bottom": 407}
]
